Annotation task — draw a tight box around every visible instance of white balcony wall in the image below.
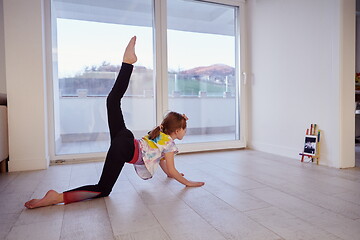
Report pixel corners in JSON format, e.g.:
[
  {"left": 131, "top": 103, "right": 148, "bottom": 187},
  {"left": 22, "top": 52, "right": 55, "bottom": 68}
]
[{"left": 59, "top": 97, "right": 236, "bottom": 136}]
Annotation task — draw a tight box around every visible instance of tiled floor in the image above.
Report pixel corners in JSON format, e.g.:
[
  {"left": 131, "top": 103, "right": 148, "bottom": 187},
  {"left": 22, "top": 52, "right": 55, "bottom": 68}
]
[{"left": 1, "top": 150, "right": 360, "bottom": 240}]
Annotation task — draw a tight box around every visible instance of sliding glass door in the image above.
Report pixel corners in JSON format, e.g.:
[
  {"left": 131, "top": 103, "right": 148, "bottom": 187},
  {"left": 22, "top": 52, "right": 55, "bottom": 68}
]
[
  {"left": 49, "top": 0, "right": 245, "bottom": 159},
  {"left": 167, "top": 0, "right": 239, "bottom": 146},
  {"left": 51, "top": 0, "right": 155, "bottom": 155}
]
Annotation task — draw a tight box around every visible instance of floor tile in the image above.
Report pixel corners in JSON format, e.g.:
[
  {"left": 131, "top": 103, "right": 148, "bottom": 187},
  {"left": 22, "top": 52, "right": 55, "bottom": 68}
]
[
  {"left": 60, "top": 198, "right": 114, "bottom": 240},
  {"left": 0, "top": 192, "right": 33, "bottom": 214},
  {"left": 148, "top": 201, "right": 227, "bottom": 240},
  {"left": 15, "top": 204, "right": 64, "bottom": 226},
  {"left": 0, "top": 213, "right": 20, "bottom": 240},
  {"left": 115, "top": 227, "right": 170, "bottom": 240},
  {"left": 105, "top": 191, "right": 162, "bottom": 236},
  {"left": 5, "top": 219, "right": 62, "bottom": 240},
  {"left": 245, "top": 206, "right": 341, "bottom": 240}
]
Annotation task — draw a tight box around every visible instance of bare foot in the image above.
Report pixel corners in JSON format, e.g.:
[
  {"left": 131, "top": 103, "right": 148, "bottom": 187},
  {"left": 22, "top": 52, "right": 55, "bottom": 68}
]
[
  {"left": 24, "top": 190, "right": 64, "bottom": 209},
  {"left": 123, "top": 36, "right": 137, "bottom": 64}
]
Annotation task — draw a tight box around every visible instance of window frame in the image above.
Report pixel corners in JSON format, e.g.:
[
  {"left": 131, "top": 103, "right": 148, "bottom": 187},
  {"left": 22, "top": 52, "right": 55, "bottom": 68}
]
[
  {"left": 160, "top": 0, "right": 247, "bottom": 153},
  {"left": 45, "top": 0, "right": 247, "bottom": 161}
]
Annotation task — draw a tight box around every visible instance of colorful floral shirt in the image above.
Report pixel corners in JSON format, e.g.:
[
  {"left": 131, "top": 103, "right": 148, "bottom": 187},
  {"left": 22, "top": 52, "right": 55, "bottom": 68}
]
[{"left": 133, "top": 132, "right": 178, "bottom": 180}]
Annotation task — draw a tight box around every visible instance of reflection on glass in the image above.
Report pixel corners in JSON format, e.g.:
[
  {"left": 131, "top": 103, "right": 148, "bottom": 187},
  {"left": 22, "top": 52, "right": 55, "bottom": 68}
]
[
  {"left": 167, "top": 0, "right": 238, "bottom": 143},
  {"left": 52, "top": 0, "right": 154, "bottom": 155}
]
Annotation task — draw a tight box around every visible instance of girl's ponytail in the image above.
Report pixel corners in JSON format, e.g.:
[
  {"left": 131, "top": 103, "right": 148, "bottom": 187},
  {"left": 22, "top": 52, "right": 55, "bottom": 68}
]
[
  {"left": 148, "top": 125, "right": 161, "bottom": 140},
  {"left": 147, "top": 112, "right": 187, "bottom": 140}
]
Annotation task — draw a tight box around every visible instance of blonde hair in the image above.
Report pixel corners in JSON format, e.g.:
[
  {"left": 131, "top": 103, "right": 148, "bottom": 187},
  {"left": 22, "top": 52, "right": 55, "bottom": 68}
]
[{"left": 148, "top": 112, "right": 187, "bottom": 140}]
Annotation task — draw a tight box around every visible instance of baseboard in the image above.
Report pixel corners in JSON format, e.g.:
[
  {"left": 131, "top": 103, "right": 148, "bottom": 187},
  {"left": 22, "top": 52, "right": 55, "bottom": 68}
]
[
  {"left": 249, "top": 141, "right": 333, "bottom": 167},
  {"left": 248, "top": 141, "right": 299, "bottom": 160},
  {"left": 8, "top": 157, "right": 49, "bottom": 172}
]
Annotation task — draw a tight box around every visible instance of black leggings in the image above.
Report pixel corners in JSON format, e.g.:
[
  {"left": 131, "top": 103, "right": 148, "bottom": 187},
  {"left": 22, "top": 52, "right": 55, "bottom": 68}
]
[{"left": 63, "top": 63, "right": 135, "bottom": 204}]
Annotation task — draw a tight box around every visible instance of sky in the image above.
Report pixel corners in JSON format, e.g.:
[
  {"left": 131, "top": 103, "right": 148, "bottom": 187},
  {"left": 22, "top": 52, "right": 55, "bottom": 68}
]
[{"left": 56, "top": 19, "right": 235, "bottom": 78}]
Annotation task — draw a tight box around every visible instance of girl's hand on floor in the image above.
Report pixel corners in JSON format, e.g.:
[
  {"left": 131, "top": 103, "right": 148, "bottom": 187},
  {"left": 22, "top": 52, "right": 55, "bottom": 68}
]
[
  {"left": 167, "top": 173, "right": 184, "bottom": 178},
  {"left": 186, "top": 181, "right": 205, "bottom": 187}
]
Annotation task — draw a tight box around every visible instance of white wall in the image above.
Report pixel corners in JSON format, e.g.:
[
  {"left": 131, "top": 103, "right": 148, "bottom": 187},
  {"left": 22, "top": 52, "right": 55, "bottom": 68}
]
[
  {"left": 0, "top": 0, "right": 6, "bottom": 93},
  {"left": 357, "top": 15, "right": 360, "bottom": 73},
  {"left": 340, "top": 0, "right": 356, "bottom": 168},
  {"left": 247, "top": 0, "right": 355, "bottom": 168},
  {"left": 357, "top": 0, "right": 360, "bottom": 73},
  {"left": 3, "top": 0, "right": 49, "bottom": 171}
]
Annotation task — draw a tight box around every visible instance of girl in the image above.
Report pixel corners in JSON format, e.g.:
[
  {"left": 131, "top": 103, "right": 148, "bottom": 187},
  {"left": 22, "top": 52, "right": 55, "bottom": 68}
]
[{"left": 24, "top": 36, "right": 204, "bottom": 209}]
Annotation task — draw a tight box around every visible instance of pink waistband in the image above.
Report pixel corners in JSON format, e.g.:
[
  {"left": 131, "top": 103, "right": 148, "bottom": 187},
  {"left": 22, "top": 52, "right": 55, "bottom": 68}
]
[{"left": 128, "top": 139, "right": 139, "bottom": 164}]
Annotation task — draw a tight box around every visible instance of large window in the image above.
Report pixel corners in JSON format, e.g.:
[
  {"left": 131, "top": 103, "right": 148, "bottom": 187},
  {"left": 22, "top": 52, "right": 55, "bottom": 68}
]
[
  {"left": 51, "top": 0, "right": 155, "bottom": 155},
  {"left": 167, "top": 0, "right": 238, "bottom": 144},
  {"left": 50, "top": 0, "right": 245, "bottom": 159}
]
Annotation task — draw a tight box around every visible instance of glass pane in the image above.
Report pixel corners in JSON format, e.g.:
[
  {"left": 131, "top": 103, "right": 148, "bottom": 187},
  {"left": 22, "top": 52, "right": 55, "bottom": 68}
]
[
  {"left": 52, "top": 0, "right": 155, "bottom": 155},
  {"left": 167, "top": 0, "right": 238, "bottom": 144}
]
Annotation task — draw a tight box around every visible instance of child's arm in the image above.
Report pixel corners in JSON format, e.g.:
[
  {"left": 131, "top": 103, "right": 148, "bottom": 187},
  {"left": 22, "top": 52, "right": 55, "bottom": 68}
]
[
  {"left": 159, "top": 159, "right": 184, "bottom": 178},
  {"left": 164, "top": 152, "right": 204, "bottom": 187},
  {"left": 159, "top": 159, "right": 171, "bottom": 177}
]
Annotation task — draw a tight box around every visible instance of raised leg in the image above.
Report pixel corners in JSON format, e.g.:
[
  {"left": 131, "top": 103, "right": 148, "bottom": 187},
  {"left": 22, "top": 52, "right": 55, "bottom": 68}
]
[
  {"left": 106, "top": 36, "right": 137, "bottom": 140},
  {"left": 123, "top": 36, "right": 137, "bottom": 64},
  {"left": 24, "top": 37, "right": 138, "bottom": 209}
]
